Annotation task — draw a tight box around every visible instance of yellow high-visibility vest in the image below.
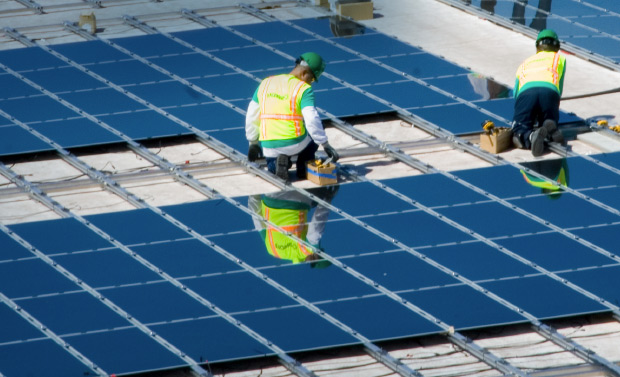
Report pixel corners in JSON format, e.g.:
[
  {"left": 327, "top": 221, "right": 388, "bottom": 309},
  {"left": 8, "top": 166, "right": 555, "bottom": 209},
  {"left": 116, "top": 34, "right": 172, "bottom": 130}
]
[
  {"left": 258, "top": 74, "right": 311, "bottom": 146},
  {"left": 515, "top": 51, "right": 565, "bottom": 96},
  {"left": 260, "top": 200, "right": 313, "bottom": 263}
]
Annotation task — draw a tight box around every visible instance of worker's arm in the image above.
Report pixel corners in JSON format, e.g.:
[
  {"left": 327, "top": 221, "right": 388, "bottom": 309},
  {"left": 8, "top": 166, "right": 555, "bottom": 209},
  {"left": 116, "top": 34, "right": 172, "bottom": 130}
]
[{"left": 245, "top": 99, "right": 260, "bottom": 142}]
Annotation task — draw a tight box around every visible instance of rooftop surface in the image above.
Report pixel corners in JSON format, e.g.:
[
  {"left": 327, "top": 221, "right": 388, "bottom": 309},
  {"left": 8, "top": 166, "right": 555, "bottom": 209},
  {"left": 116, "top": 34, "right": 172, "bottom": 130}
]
[{"left": 1, "top": 1, "right": 620, "bottom": 377}]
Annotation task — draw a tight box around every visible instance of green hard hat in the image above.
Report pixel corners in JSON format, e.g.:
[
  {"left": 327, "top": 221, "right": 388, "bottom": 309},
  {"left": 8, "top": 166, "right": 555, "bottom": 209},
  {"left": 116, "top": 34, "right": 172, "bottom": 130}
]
[
  {"left": 299, "top": 52, "right": 325, "bottom": 81},
  {"left": 536, "top": 29, "right": 559, "bottom": 43}
]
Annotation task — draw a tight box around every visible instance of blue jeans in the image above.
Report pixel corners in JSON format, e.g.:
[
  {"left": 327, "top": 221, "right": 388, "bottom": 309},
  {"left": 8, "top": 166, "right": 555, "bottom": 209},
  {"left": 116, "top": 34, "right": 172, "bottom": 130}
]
[{"left": 512, "top": 87, "right": 560, "bottom": 148}]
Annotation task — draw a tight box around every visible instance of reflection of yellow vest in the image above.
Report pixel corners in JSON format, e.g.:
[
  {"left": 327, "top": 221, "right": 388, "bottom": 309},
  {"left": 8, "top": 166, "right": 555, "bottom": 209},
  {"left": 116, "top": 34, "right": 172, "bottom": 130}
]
[
  {"left": 516, "top": 51, "right": 565, "bottom": 95},
  {"left": 260, "top": 200, "right": 313, "bottom": 263},
  {"left": 258, "top": 74, "right": 310, "bottom": 147},
  {"left": 520, "top": 166, "right": 567, "bottom": 191}
]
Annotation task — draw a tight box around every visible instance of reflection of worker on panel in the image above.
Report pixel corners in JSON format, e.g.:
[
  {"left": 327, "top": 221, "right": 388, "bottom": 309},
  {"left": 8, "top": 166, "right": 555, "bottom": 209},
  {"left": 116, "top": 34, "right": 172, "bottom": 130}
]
[
  {"left": 512, "top": 0, "right": 552, "bottom": 31},
  {"left": 248, "top": 186, "right": 339, "bottom": 266},
  {"left": 520, "top": 158, "right": 568, "bottom": 199}
]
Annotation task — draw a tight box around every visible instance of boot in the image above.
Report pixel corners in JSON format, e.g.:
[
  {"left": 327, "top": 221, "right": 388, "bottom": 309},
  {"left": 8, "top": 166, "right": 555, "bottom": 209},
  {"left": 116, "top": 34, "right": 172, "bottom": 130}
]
[
  {"left": 530, "top": 127, "right": 548, "bottom": 157},
  {"left": 542, "top": 119, "right": 564, "bottom": 144},
  {"left": 275, "top": 155, "right": 290, "bottom": 181}
]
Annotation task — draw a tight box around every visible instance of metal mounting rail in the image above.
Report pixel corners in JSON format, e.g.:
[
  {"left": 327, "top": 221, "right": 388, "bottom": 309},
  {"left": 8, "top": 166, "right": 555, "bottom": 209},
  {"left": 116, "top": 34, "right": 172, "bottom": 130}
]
[
  {"left": 14, "top": 0, "right": 43, "bottom": 14},
  {"left": 0, "top": 163, "right": 210, "bottom": 377},
  {"left": 435, "top": 0, "right": 620, "bottom": 73},
  {"left": 236, "top": 5, "right": 620, "bottom": 218},
  {"left": 0, "top": 290, "right": 106, "bottom": 376},
  {"left": 338, "top": 166, "right": 620, "bottom": 376}
]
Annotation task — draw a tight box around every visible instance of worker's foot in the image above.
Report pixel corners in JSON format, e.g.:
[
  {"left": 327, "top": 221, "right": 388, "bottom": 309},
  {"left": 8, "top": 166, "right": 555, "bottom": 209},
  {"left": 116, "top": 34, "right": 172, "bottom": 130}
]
[
  {"left": 275, "top": 155, "right": 289, "bottom": 181},
  {"left": 542, "top": 119, "right": 564, "bottom": 144},
  {"left": 530, "top": 127, "right": 548, "bottom": 157}
]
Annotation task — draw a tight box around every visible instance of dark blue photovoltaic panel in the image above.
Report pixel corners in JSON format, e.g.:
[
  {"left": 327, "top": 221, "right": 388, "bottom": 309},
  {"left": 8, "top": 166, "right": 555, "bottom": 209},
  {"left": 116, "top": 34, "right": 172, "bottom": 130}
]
[
  {"left": 317, "top": 295, "right": 443, "bottom": 341},
  {"left": 233, "top": 21, "right": 315, "bottom": 44},
  {"left": 85, "top": 208, "right": 189, "bottom": 245},
  {"left": 426, "top": 75, "right": 512, "bottom": 102},
  {"left": 68, "top": 328, "right": 185, "bottom": 374},
  {"left": 497, "top": 232, "right": 615, "bottom": 271},
  {"left": 22, "top": 66, "right": 105, "bottom": 92},
  {"left": 190, "top": 74, "right": 257, "bottom": 101},
  {"left": 379, "top": 53, "right": 470, "bottom": 79},
  {"left": 335, "top": 33, "right": 421, "bottom": 57},
  {"left": 185, "top": 271, "right": 297, "bottom": 313},
  {"left": 51, "top": 40, "right": 129, "bottom": 65},
  {"left": 166, "top": 102, "right": 245, "bottom": 131},
  {"left": 172, "top": 27, "right": 254, "bottom": 51},
  {"left": 203, "top": 128, "right": 246, "bottom": 152},
  {"left": 411, "top": 103, "right": 505, "bottom": 135},
  {"left": 342, "top": 251, "right": 460, "bottom": 291},
  {"left": 162, "top": 198, "right": 254, "bottom": 236},
  {"left": 583, "top": 186, "right": 620, "bottom": 212},
  {"left": 0, "top": 232, "right": 31, "bottom": 261},
  {"left": 0, "top": 303, "right": 44, "bottom": 342},
  {"left": 150, "top": 53, "right": 235, "bottom": 78},
  {"left": 0, "top": 96, "right": 78, "bottom": 123},
  {"left": 481, "top": 275, "right": 608, "bottom": 319},
  {"left": 363, "top": 210, "right": 474, "bottom": 248},
  {"left": 54, "top": 249, "right": 162, "bottom": 288},
  {"left": 212, "top": 231, "right": 297, "bottom": 268},
  {"left": 17, "top": 292, "right": 127, "bottom": 334},
  {"left": 366, "top": 80, "right": 458, "bottom": 109},
  {"left": 127, "top": 81, "right": 211, "bottom": 107},
  {"left": 59, "top": 88, "right": 144, "bottom": 115},
  {"left": 131, "top": 239, "right": 243, "bottom": 278},
  {"left": 113, "top": 34, "right": 192, "bottom": 57},
  {"left": 236, "top": 306, "right": 358, "bottom": 352},
  {"left": 572, "top": 223, "right": 620, "bottom": 256},
  {"left": 102, "top": 282, "right": 216, "bottom": 323},
  {"left": 0, "top": 73, "right": 42, "bottom": 99},
  {"left": 0, "top": 259, "right": 77, "bottom": 298},
  {"left": 152, "top": 317, "right": 271, "bottom": 363},
  {"left": 595, "top": 151, "right": 620, "bottom": 169},
  {"left": 0, "top": 46, "right": 67, "bottom": 71},
  {"left": 423, "top": 242, "right": 537, "bottom": 281},
  {"left": 401, "top": 285, "right": 526, "bottom": 330},
  {"left": 211, "top": 45, "right": 291, "bottom": 72},
  {"left": 30, "top": 117, "right": 123, "bottom": 148},
  {"left": 263, "top": 262, "right": 377, "bottom": 302},
  {"left": 508, "top": 193, "right": 619, "bottom": 228},
  {"left": 275, "top": 39, "right": 358, "bottom": 63},
  {"left": 317, "top": 86, "right": 391, "bottom": 117},
  {"left": 328, "top": 181, "right": 412, "bottom": 216},
  {"left": 437, "top": 201, "right": 548, "bottom": 238},
  {"left": 383, "top": 173, "right": 488, "bottom": 207},
  {"left": 0, "top": 339, "right": 99, "bottom": 377},
  {"left": 315, "top": 220, "right": 403, "bottom": 258},
  {"left": 0, "top": 124, "right": 52, "bottom": 156},
  {"left": 97, "top": 110, "right": 189, "bottom": 139},
  {"left": 86, "top": 60, "right": 170, "bottom": 86},
  {"left": 559, "top": 265, "right": 620, "bottom": 306}
]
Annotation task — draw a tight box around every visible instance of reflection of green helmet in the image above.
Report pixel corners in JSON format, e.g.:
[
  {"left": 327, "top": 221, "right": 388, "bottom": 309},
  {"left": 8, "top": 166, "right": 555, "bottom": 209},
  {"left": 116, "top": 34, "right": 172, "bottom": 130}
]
[{"left": 300, "top": 52, "right": 325, "bottom": 82}]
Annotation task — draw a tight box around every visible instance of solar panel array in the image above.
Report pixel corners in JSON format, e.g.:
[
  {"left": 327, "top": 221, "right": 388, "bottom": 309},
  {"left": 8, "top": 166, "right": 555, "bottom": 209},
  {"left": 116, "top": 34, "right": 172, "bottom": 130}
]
[
  {"left": 465, "top": 0, "right": 620, "bottom": 67},
  {"left": 2, "top": 8, "right": 620, "bottom": 377}
]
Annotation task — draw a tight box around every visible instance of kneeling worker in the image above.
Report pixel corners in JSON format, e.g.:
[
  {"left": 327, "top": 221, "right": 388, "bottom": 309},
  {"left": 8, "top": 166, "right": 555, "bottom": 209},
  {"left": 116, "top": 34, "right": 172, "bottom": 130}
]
[{"left": 245, "top": 52, "right": 339, "bottom": 181}]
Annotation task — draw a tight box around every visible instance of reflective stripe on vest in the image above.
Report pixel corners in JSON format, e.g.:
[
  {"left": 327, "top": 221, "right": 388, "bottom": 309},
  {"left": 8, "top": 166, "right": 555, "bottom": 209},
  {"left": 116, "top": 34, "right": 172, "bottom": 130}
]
[
  {"left": 258, "top": 74, "right": 310, "bottom": 142},
  {"left": 262, "top": 205, "right": 313, "bottom": 263},
  {"left": 517, "top": 51, "right": 563, "bottom": 93}
]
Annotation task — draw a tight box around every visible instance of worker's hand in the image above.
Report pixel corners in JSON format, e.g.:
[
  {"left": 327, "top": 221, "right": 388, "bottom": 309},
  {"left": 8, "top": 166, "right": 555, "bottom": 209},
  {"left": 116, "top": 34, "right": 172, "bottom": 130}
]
[
  {"left": 322, "top": 142, "right": 339, "bottom": 163},
  {"left": 248, "top": 142, "right": 262, "bottom": 162}
]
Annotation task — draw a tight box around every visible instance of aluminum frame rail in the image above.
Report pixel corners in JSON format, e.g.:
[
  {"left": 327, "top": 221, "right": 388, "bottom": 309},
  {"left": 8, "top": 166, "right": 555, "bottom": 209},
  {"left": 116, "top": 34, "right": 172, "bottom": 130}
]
[
  {"left": 435, "top": 0, "right": 620, "bottom": 73},
  {"left": 337, "top": 165, "right": 620, "bottom": 376},
  {"left": 237, "top": 4, "right": 620, "bottom": 219},
  {"left": 13, "top": 0, "right": 43, "bottom": 14}
]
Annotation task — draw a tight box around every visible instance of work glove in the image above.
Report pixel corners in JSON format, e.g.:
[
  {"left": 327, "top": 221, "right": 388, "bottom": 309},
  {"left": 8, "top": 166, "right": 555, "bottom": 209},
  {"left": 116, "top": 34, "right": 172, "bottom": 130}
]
[
  {"left": 322, "top": 142, "right": 339, "bottom": 163},
  {"left": 247, "top": 141, "right": 262, "bottom": 162}
]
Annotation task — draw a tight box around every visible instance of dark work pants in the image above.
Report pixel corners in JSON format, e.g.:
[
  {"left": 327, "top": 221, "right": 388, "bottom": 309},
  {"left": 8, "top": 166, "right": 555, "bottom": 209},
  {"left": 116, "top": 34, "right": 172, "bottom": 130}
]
[
  {"left": 512, "top": 87, "right": 560, "bottom": 149},
  {"left": 266, "top": 140, "right": 319, "bottom": 179}
]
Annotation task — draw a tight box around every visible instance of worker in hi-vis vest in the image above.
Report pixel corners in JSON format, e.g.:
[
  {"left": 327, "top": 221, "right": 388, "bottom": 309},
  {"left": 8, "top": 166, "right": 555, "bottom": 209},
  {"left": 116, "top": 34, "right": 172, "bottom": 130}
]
[
  {"left": 520, "top": 158, "right": 569, "bottom": 199},
  {"left": 245, "top": 52, "right": 339, "bottom": 182},
  {"left": 248, "top": 186, "right": 338, "bottom": 267},
  {"left": 512, "top": 29, "right": 566, "bottom": 157}
]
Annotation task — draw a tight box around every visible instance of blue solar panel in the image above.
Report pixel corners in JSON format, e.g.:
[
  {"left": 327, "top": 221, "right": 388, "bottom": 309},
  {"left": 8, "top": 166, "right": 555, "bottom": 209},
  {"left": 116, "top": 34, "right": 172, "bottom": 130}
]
[
  {"left": 30, "top": 117, "right": 123, "bottom": 148},
  {"left": 411, "top": 103, "right": 505, "bottom": 135},
  {"left": 583, "top": 186, "right": 620, "bottom": 211},
  {"left": 335, "top": 33, "right": 421, "bottom": 57},
  {"left": 60, "top": 88, "right": 144, "bottom": 115},
  {"left": 0, "top": 46, "right": 67, "bottom": 71},
  {"left": 316, "top": 86, "right": 391, "bottom": 117},
  {"left": 233, "top": 21, "right": 316, "bottom": 44},
  {"left": 166, "top": 102, "right": 245, "bottom": 131},
  {"left": 172, "top": 27, "right": 254, "bottom": 51},
  {"left": 480, "top": 275, "right": 608, "bottom": 319},
  {"left": 366, "top": 80, "right": 459, "bottom": 109},
  {"left": 51, "top": 40, "right": 130, "bottom": 65},
  {"left": 559, "top": 265, "right": 620, "bottom": 306},
  {"left": 0, "top": 259, "right": 79, "bottom": 298},
  {"left": 113, "top": 34, "right": 193, "bottom": 57},
  {"left": 379, "top": 53, "right": 470, "bottom": 79},
  {"left": 401, "top": 285, "right": 526, "bottom": 329},
  {"left": 275, "top": 39, "right": 359, "bottom": 63},
  {"left": 0, "top": 124, "right": 51, "bottom": 156},
  {"left": 0, "top": 303, "right": 44, "bottom": 343},
  {"left": 162, "top": 199, "right": 255, "bottom": 236},
  {"left": 22, "top": 66, "right": 105, "bottom": 92},
  {"left": 86, "top": 60, "right": 171, "bottom": 85},
  {"left": 0, "top": 95, "right": 78, "bottom": 123},
  {"left": 150, "top": 53, "right": 236, "bottom": 78},
  {"left": 189, "top": 73, "right": 257, "bottom": 101},
  {"left": 496, "top": 232, "right": 616, "bottom": 271},
  {"left": 127, "top": 81, "right": 212, "bottom": 107},
  {"left": 211, "top": 45, "right": 291, "bottom": 72},
  {"left": 0, "top": 73, "right": 42, "bottom": 99},
  {"left": 572, "top": 223, "right": 620, "bottom": 256},
  {"left": 97, "top": 110, "right": 189, "bottom": 139},
  {"left": 17, "top": 292, "right": 128, "bottom": 334}
]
